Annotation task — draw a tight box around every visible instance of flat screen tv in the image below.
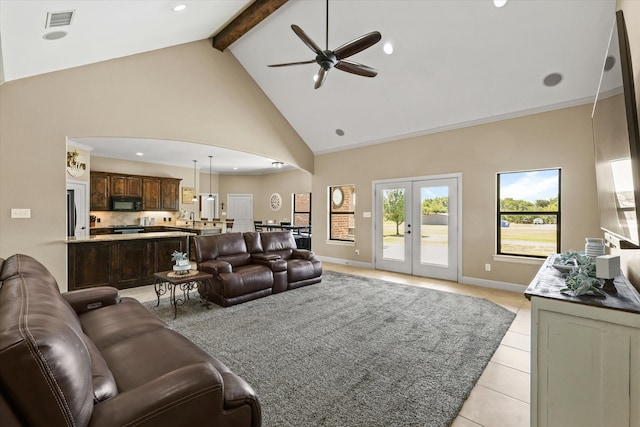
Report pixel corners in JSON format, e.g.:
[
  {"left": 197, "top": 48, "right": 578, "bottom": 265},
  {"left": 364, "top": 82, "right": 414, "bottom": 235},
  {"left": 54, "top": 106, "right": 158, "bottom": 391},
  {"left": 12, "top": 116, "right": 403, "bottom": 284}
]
[{"left": 592, "top": 10, "right": 640, "bottom": 247}]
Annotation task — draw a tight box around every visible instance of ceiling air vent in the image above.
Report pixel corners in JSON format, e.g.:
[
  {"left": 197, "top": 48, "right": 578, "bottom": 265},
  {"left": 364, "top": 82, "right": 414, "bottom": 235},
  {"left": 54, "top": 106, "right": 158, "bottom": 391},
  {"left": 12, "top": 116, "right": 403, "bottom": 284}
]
[{"left": 45, "top": 10, "right": 74, "bottom": 28}]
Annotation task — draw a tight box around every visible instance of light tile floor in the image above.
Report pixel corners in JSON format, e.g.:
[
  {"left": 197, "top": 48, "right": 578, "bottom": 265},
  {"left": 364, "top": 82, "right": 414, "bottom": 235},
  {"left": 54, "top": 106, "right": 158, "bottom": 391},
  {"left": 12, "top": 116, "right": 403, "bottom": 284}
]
[{"left": 122, "top": 262, "right": 531, "bottom": 427}]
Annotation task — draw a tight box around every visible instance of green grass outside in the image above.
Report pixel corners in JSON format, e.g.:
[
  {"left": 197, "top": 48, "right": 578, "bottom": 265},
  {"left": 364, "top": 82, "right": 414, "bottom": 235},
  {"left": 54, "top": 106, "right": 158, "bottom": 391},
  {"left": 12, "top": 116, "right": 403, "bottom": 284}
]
[{"left": 382, "top": 221, "right": 555, "bottom": 256}]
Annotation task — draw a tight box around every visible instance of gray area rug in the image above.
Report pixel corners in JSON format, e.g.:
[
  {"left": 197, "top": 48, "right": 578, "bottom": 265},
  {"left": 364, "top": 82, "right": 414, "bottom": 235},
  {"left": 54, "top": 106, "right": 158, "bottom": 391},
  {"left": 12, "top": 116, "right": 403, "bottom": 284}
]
[{"left": 144, "top": 271, "right": 515, "bottom": 426}]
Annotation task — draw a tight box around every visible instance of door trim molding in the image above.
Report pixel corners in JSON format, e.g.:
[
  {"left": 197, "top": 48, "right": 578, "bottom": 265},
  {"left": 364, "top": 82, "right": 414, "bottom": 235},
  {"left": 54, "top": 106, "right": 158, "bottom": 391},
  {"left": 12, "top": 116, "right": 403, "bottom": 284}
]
[{"left": 372, "top": 173, "right": 463, "bottom": 282}]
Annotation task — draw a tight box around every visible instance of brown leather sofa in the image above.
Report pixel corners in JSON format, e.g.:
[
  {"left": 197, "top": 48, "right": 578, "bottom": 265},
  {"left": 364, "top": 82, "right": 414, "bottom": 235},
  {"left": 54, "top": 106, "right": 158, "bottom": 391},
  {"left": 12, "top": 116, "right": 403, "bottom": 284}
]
[
  {"left": 194, "top": 231, "right": 322, "bottom": 307},
  {"left": 0, "top": 254, "right": 261, "bottom": 427}
]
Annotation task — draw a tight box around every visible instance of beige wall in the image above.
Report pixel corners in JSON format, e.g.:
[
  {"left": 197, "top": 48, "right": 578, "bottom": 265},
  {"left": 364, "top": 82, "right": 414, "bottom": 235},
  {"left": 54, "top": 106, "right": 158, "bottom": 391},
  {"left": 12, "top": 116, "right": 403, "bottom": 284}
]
[
  {"left": 0, "top": 40, "right": 312, "bottom": 287},
  {"left": 313, "top": 104, "right": 601, "bottom": 287},
  {"left": 218, "top": 169, "right": 312, "bottom": 223}
]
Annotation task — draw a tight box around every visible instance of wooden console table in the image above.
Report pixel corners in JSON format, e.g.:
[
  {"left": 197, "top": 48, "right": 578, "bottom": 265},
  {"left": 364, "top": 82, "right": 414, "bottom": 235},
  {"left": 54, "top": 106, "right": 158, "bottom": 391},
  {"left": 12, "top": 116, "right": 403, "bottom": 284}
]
[
  {"left": 153, "top": 270, "right": 213, "bottom": 318},
  {"left": 525, "top": 254, "right": 640, "bottom": 427}
]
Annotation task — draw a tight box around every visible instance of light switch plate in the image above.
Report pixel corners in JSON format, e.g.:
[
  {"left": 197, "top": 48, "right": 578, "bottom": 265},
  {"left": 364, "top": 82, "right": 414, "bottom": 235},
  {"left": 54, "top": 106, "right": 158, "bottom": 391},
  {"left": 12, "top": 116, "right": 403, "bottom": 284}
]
[{"left": 11, "top": 208, "right": 31, "bottom": 219}]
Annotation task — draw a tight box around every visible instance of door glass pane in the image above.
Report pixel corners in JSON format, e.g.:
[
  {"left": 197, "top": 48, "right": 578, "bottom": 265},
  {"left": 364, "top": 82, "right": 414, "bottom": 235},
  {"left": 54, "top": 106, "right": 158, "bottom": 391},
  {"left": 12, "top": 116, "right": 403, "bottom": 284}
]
[
  {"left": 420, "top": 186, "right": 449, "bottom": 266},
  {"left": 382, "top": 188, "right": 405, "bottom": 261}
]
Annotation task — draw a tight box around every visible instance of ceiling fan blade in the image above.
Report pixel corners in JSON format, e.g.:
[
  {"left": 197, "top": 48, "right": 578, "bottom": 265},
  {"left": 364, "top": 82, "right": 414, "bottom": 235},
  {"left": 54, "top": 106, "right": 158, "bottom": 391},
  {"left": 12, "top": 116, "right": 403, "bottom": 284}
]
[
  {"left": 333, "top": 31, "right": 382, "bottom": 60},
  {"left": 291, "top": 25, "right": 323, "bottom": 55},
  {"left": 268, "top": 59, "right": 317, "bottom": 67},
  {"left": 335, "top": 60, "right": 378, "bottom": 77},
  {"left": 314, "top": 67, "right": 328, "bottom": 89}
]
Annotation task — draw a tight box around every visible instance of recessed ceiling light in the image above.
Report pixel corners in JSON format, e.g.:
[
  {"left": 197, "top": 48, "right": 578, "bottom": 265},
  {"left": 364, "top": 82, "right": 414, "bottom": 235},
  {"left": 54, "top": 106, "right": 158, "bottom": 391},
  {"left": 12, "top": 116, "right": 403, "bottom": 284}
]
[
  {"left": 543, "top": 73, "right": 563, "bottom": 87},
  {"left": 336, "top": 129, "right": 345, "bottom": 136},
  {"left": 383, "top": 42, "right": 394, "bottom": 55},
  {"left": 136, "top": 152, "right": 144, "bottom": 156},
  {"left": 493, "top": 0, "right": 507, "bottom": 7},
  {"left": 173, "top": 4, "right": 187, "bottom": 12},
  {"left": 43, "top": 31, "right": 67, "bottom": 40}
]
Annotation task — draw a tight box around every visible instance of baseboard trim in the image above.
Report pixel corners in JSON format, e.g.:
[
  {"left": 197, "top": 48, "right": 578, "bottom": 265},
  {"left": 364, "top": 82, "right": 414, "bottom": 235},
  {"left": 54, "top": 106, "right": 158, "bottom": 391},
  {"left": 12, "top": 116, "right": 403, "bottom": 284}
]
[
  {"left": 461, "top": 276, "right": 526, "bottom": 293},
  {"left": 317, "top": 256, "right": 374, "bottom": 269},
  {"left": 318, "top": 256, "right": 527, "bottom": 293}
]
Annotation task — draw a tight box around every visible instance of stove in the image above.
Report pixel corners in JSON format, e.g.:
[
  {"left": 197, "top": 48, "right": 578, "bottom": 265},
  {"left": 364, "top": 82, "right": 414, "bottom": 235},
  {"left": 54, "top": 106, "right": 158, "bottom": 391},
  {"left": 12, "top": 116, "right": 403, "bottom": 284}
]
[{"left": 112, "top": 225, "right": 144, "bottom": 234}]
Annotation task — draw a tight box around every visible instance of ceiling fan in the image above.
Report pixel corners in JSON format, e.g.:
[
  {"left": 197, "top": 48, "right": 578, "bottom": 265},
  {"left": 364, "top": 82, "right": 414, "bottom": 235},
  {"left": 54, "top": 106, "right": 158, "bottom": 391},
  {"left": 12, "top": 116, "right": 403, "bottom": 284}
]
[{"left": 267, "top": 0, "right": 382, "bottom": 89}]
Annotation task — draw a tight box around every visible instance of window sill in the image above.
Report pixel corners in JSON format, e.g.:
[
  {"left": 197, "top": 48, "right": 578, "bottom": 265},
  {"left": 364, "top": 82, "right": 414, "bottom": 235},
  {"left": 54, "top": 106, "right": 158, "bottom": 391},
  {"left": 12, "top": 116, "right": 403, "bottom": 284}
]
[
  {"left": 325, "top": 240, "right": 355, "bottom": 247},
  {"left": 492, "top": 254, "right": 546, "bottom": 266}
]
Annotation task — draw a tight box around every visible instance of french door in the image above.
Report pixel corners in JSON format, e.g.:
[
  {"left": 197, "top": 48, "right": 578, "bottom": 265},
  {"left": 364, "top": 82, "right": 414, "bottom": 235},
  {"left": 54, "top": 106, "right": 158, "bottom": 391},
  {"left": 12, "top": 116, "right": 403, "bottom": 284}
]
[{"left": 374, "top": 175, "right": 460, "bottom": 281}]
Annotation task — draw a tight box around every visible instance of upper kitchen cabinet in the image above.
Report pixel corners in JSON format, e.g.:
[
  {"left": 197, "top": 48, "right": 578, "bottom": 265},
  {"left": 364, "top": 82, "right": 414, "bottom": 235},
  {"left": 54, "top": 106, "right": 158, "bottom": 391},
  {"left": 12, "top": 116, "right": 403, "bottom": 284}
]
[
  {"left": 142, "top": 178, "right": 161, "bottom": 211},
  {"left": 161, "top": 178, "right": 181, "bottom": 211},
  {"left": 90, "top": 172, "right": 110, "bottom": 210},
  {"left": 110, "top": 175, "right": 142, "bottom": 197},
  {"left": 91, "top": 172, "right": 182, "bottom": 212}
]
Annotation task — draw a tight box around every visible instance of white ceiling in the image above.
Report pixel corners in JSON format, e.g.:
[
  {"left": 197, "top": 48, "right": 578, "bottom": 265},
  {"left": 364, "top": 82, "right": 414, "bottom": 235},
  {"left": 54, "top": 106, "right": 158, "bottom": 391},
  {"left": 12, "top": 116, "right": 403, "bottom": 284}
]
[{"left": 0, "top": 0, "right": 618, "bottom": 168}]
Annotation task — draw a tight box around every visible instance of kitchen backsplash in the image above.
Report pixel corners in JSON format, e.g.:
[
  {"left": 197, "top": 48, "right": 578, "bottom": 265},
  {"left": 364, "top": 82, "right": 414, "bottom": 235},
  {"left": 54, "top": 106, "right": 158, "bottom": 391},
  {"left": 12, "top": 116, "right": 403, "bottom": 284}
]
[{"left": 90, "top": 211, "right": 179, "bottom": 227}]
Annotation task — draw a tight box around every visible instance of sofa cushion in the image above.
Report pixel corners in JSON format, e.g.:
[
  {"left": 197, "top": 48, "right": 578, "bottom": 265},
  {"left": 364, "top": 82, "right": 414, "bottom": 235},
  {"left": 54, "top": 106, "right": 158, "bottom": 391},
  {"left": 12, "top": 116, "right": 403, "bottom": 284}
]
[
  {"left": 82, "top": 333, "right": 118, "bottom": 402},
  {"left": 0, "top": 254, "right": 94, "bottom": 427},
  {"left": 218, "top": 252, "right": 252, "bottom": 268},
  {"left": 287, "top": 258, "right": 321, "bottom": 283},
  {"left": 221, "top": 265, "right": 273, "bottom": 298},
  {"left": 243, "top": 232, "right": 263, "bottom": 253},
  {"left": 78, "top": 297, "right": 166, "bottom": 350},
  {"left": 260, "top": 231, "right": 296, "bottom": 259}
]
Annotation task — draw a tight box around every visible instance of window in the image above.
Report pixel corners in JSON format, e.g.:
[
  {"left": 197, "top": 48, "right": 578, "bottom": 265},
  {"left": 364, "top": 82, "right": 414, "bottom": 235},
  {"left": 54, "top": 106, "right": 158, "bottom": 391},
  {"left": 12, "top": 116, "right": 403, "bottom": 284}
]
[
  {"left": 293, "top": 193, "right": 311, "bottom": 226},
  {"left": 497, "top": 169, "right": 561, "bottom": 257},
  {"left": 329, "top": 185, "right": 355, "bottom": 242}
]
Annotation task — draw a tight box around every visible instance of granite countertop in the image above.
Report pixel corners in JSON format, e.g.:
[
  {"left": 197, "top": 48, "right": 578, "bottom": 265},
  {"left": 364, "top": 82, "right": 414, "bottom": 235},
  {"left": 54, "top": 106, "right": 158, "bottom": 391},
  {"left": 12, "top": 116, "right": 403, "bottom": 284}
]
[
  {"left": 525, "top": 254, "right": 640, "bottom": 314},
  {"left": 67, "top": 231, "right": 196, "bottom": 243},
  {"left": 91, "top": 225, "right": 221, "bottom": 232}
]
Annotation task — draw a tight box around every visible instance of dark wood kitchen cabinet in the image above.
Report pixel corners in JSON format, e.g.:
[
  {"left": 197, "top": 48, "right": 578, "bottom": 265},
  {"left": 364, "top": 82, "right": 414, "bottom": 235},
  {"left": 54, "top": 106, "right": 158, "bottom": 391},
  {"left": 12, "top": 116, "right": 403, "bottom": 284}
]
[
  {"left": 68, "top": 235, "right": 188, "bottom": 290},
  {"left": 161, "top": 178, "right": 181, "bottom": 211},
  {"left": 142, "top": 178, "right": 161, "bottom": 210},
  {"left": 90, "top": 172, "right": 110, "bottom": 210},
  {"left": 91, "top": 172, "right": 181, "bottom": 212},
  {"left": 110, "top": 175, "right": 142, "bottom": 197}
]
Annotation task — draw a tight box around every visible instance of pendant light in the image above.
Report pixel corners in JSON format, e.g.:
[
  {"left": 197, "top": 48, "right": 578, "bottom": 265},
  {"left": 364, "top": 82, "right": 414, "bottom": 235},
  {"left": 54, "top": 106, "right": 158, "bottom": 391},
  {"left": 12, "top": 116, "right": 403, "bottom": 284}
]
[
  {"left": 207, "top": 155, "right": 214, "bottom": 201},
  {"left": 192, "top": 160, "right": 198, "bottom": 202}
]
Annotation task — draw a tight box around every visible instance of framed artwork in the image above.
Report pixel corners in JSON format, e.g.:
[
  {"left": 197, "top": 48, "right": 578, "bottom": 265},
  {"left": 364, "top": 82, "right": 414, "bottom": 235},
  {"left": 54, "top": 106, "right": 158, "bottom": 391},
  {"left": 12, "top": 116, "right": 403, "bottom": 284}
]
[{"left": 182, "top": 187, "right": 195, "bottom": 204}]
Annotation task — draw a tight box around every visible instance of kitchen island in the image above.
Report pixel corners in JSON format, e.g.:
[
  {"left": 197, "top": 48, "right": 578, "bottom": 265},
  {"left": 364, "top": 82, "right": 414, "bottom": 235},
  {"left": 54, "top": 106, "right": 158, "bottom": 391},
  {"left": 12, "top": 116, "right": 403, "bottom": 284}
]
[{"left": 67, "top": 231, "right": 195, "bottom": 291}]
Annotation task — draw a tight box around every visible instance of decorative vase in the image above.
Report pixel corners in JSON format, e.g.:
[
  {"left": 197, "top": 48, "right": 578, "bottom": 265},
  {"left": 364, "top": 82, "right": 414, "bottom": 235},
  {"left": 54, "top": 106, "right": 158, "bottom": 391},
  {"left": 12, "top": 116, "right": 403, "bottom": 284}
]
[{"left": 585, "top": 238, "right": 605, "bottom": 257}]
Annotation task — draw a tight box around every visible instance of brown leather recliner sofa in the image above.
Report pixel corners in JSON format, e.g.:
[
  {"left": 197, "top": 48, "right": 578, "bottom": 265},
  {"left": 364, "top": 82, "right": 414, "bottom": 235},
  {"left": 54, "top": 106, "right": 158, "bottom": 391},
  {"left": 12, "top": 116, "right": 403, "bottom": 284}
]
[
  {"left": 0, "top": 254, "right": 261, "bottom": 427},
  {"left": 194, "top": 231, "right": 322, "bottom": 307}
]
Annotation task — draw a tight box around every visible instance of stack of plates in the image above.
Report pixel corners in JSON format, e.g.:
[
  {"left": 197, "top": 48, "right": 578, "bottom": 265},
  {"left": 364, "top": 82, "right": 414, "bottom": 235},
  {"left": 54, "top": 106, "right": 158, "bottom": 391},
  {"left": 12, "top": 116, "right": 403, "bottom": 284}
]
[{"left": 585, "top": 238, "right": 605, "bottom": 257}]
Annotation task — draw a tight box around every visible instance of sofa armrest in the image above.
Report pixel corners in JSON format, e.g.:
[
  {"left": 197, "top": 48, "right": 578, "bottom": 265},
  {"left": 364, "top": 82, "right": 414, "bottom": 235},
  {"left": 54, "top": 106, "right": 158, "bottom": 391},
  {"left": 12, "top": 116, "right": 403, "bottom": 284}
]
[
  {"left": 251, "top": 253, "right": 281, "bottom": 262},
  {"left": 292, "top": 249, "right": 315, "bottom": 260},
  {"left": 62, "top": 287, "right": 120, "bottom": 314},
  {"left": 251, "top": 254, "right": 287, "bottom": 272},
  {"left": 199, "top": 259, "right": 232, "bottom": 276},
  {"left": 89, "top": 363, "right": 259, "bottom": 427}
]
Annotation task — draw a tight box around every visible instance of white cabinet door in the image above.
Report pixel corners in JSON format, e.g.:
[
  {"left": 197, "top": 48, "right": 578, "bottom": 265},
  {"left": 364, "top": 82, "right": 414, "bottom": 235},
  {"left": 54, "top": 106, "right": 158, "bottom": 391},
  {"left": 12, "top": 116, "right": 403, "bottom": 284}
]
[{"left": 532, "top": 298, "right": 640, "bottom": 427}]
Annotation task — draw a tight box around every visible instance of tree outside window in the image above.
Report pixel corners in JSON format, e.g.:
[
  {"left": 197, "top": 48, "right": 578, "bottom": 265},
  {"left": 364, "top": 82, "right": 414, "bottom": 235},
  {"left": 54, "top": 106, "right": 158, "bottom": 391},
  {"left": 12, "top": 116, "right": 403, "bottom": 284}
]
[
  {"left": 497, "top": 169, "right": 561, "bottom": 257},
  {"left": 330, "top": 185, "right": 355, "bottom": 242}
]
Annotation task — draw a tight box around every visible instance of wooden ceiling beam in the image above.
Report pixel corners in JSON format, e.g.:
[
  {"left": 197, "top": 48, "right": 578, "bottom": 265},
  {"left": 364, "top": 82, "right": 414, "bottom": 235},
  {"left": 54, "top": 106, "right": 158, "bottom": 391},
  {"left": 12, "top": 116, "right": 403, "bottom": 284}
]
[{"left": 212, "top": 0, "right": 289, "bottom": 52}]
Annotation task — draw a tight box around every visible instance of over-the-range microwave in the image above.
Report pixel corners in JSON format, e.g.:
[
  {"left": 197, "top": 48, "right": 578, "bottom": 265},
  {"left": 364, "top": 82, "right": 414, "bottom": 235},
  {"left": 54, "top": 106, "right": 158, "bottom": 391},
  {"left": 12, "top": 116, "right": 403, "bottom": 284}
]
[{"left": 111, "top": 196, "right": 142, "bottom": 211}]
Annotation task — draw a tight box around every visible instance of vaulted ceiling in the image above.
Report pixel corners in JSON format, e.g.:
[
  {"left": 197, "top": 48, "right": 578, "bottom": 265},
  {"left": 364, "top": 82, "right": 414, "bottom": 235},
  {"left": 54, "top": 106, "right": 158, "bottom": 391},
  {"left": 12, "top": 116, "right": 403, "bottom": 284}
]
[{"left": 0, "top": 0, "right": 618, "bottom": 169}]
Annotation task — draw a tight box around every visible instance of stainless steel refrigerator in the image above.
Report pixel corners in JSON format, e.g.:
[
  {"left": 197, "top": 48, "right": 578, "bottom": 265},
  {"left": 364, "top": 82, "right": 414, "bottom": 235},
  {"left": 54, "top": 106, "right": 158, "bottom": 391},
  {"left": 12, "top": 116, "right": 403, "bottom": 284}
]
[{"left": 67, "top": 189, "right": 76, "bottom": 237}]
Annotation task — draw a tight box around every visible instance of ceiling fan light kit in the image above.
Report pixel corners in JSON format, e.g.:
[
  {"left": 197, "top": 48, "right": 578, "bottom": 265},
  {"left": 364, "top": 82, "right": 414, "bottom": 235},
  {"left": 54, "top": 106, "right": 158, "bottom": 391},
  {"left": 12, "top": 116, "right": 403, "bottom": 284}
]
[{"left": 268, "top": 0, "right": 381, "bottom": 89}]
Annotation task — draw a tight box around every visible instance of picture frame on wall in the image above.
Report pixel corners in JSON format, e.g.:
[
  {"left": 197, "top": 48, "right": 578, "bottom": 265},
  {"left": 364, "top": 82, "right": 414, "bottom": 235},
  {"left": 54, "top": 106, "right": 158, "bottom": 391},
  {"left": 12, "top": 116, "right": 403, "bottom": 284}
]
[{"left": 182, "top": 187, "right": 195, "bottom": 204}]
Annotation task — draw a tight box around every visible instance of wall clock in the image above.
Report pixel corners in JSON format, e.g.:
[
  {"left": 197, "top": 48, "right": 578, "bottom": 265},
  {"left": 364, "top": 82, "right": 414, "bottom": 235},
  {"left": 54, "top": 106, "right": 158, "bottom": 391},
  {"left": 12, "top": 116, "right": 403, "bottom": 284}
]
[
  {"left": 270, "top": 193, "right": 282, "bottom": 212},
  {"left": 332, "top": 187, "right": 344, "bottom": 208}
]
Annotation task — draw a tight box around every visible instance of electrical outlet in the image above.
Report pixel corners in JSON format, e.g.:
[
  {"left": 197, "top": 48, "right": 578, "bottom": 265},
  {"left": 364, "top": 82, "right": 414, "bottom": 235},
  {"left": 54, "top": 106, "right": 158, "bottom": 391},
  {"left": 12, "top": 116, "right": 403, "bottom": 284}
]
[{"left": 485, "top": 263, "right": 491, "bottom": 272}]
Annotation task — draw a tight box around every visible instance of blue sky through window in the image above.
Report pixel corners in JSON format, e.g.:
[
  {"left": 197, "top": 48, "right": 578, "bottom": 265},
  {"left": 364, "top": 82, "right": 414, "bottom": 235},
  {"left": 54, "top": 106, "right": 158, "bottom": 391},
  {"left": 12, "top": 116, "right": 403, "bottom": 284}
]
[{"left": 500, "top": 170, "right": 559, "bottom": 202}]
